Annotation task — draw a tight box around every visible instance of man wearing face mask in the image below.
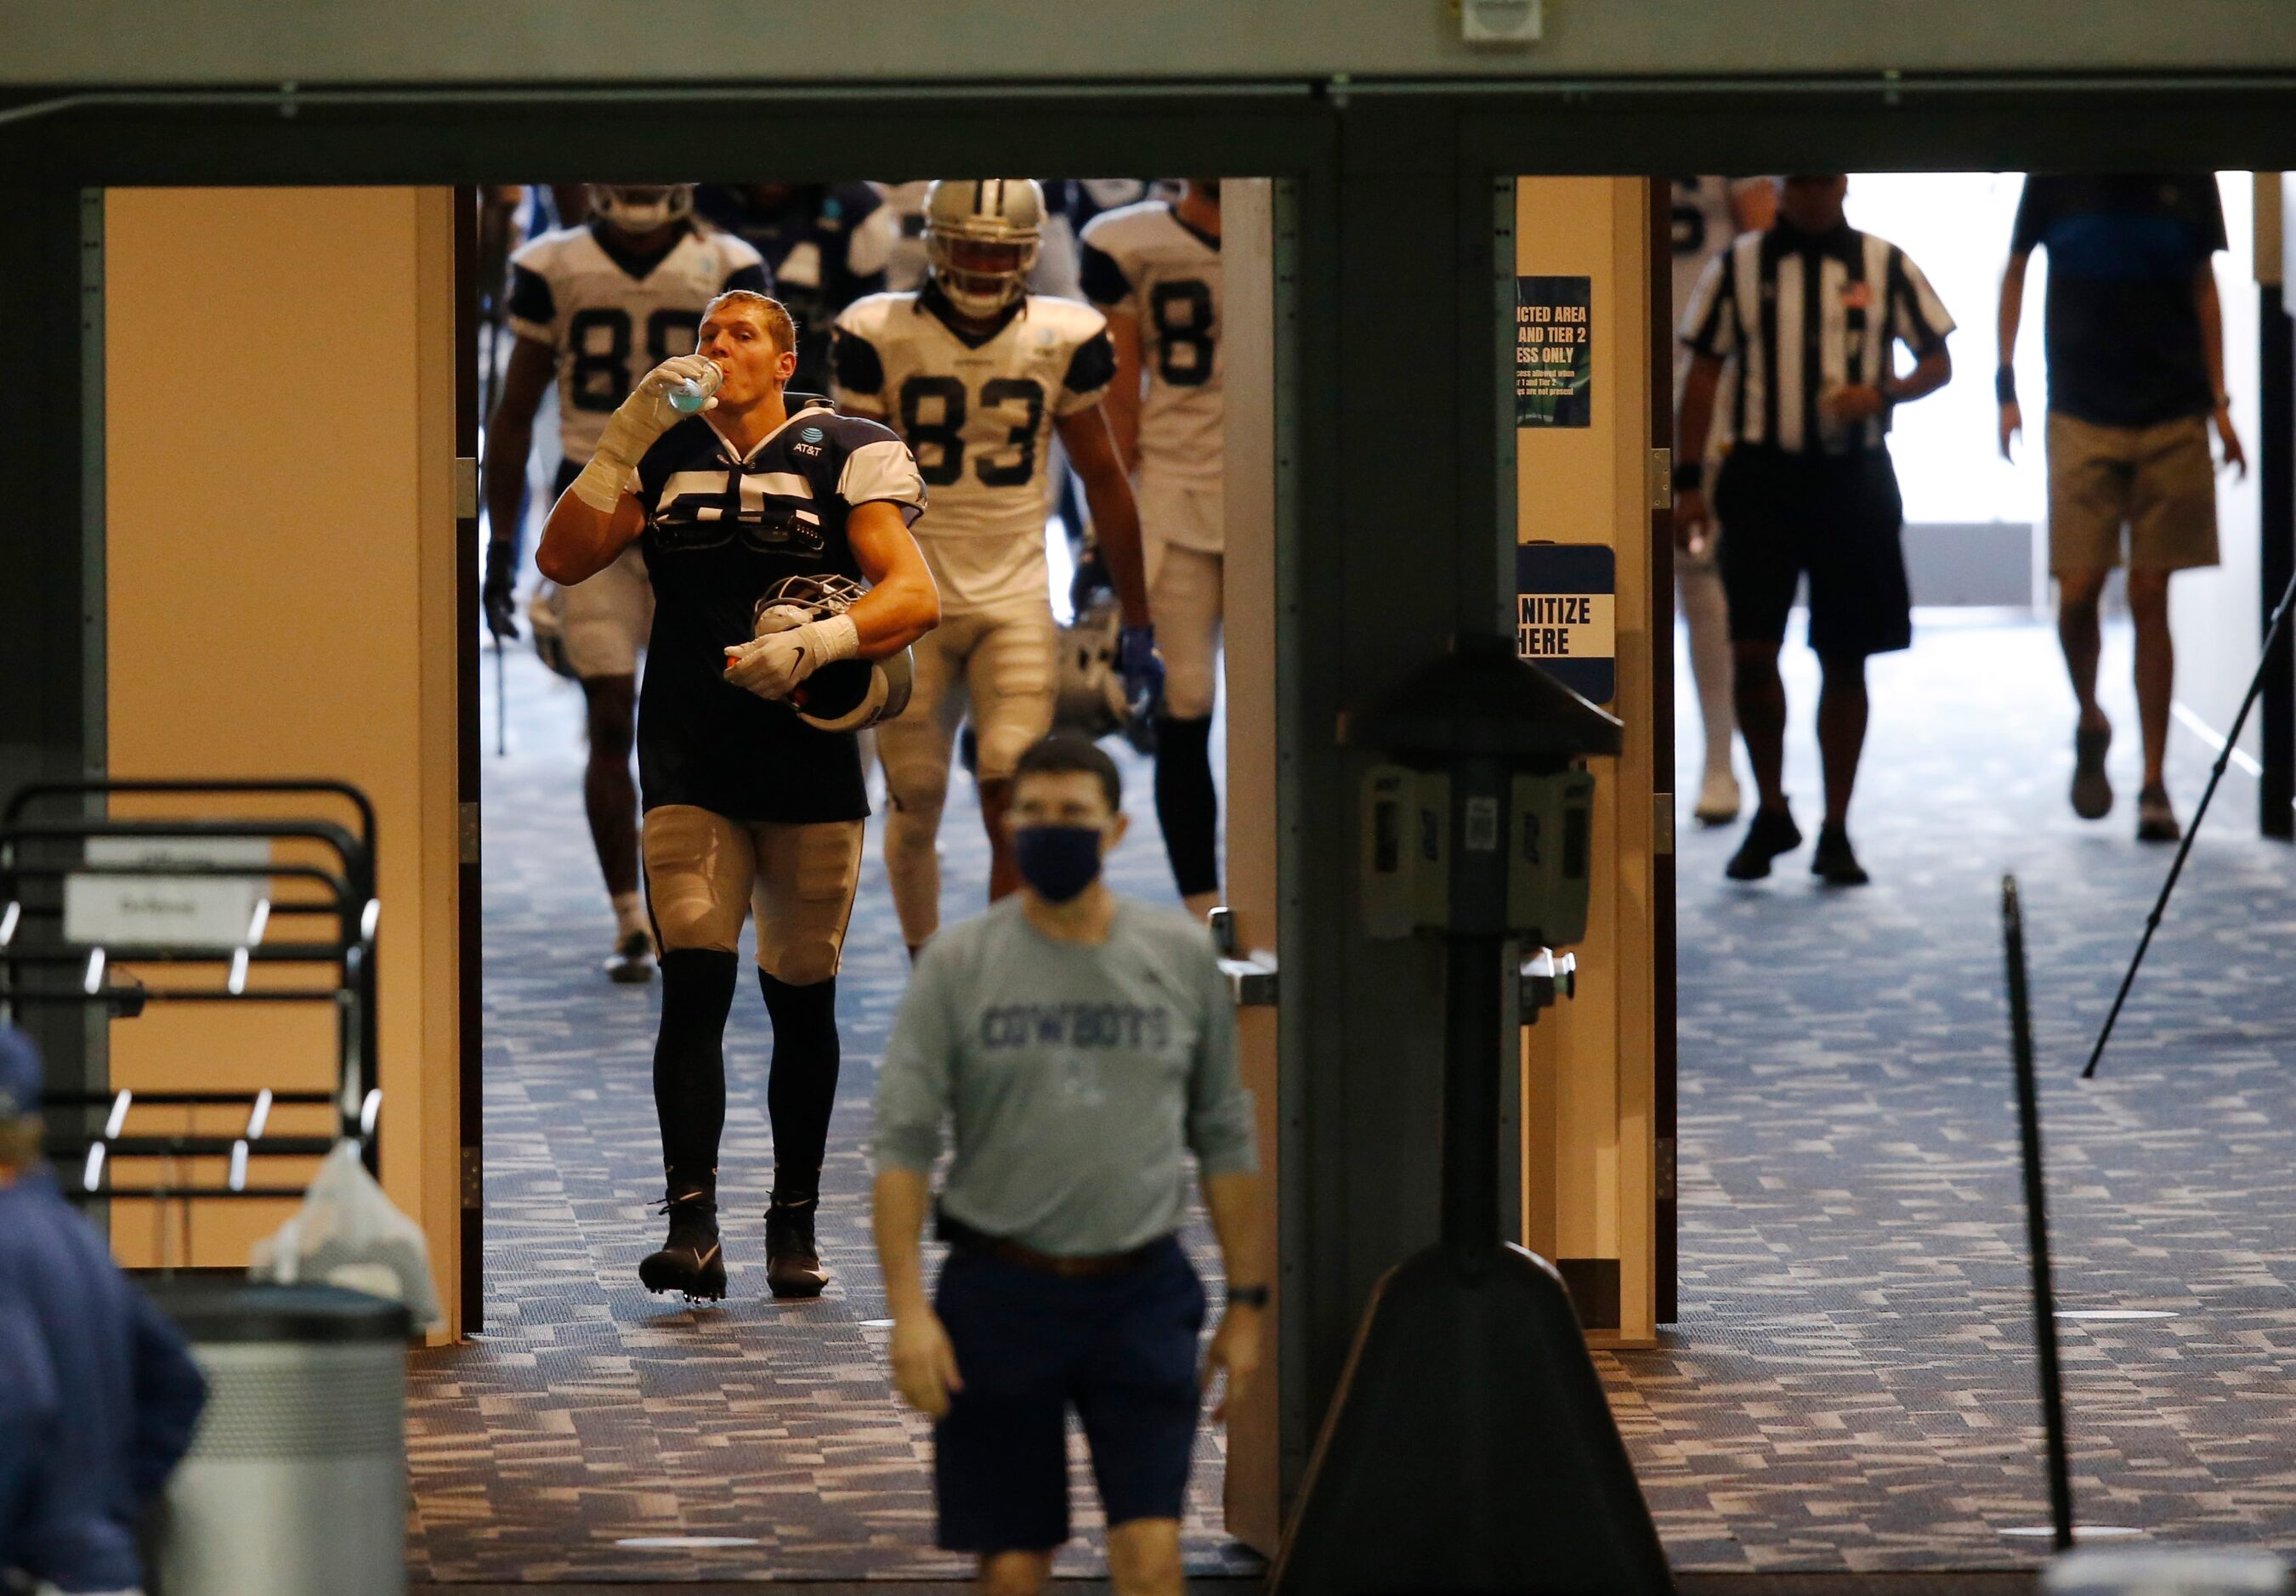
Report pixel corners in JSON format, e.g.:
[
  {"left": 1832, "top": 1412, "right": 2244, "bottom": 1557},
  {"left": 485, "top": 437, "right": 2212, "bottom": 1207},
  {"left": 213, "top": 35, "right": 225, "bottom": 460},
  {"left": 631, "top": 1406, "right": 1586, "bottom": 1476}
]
[{"left": 870, "top": 734, "right": 1262, "bottom": 1596}]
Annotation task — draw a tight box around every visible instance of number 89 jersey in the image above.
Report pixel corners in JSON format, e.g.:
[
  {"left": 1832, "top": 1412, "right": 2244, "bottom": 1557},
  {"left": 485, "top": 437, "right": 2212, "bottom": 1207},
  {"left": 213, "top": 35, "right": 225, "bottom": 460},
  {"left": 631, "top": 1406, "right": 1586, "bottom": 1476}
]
[
  {"left": 1079, "top": 200, "right": 1222, "bottom": 490},
  {"left": 507, "top": 222, "right": 770, "bottom": 465},
  {"left": 831, "top": 289, "right": 1116, "bottom": 614}
]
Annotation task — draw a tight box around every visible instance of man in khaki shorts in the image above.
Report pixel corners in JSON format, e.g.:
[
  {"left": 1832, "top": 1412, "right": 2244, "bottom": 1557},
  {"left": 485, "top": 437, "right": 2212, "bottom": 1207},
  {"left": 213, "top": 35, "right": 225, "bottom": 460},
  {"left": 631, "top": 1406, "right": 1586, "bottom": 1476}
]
[{"left": 1998, "top": 173, "right": 2247, "bottom": 841}]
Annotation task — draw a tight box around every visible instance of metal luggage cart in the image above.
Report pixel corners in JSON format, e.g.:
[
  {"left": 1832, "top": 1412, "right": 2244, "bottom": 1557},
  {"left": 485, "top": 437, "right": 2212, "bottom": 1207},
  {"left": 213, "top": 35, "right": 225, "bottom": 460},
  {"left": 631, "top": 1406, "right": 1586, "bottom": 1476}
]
[{"left": 0, "top": 779, "right": 381, "bottom": 1241}]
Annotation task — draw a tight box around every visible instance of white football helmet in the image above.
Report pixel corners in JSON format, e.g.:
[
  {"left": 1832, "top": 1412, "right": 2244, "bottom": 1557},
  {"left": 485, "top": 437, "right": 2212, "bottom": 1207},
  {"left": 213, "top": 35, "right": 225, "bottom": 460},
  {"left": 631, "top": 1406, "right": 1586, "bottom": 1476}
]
[
  {"left": 752, "top": 574, "right": 914, "bottom": 733},
  {"left": 587, "top": 184, "right": 695, "bottom": 235},
  {"left": 1053, "top": 593, "right": 1133, "bottom": 743},
  {"left": 922, "top": 178, "right": 1044, "bottom": 319}
]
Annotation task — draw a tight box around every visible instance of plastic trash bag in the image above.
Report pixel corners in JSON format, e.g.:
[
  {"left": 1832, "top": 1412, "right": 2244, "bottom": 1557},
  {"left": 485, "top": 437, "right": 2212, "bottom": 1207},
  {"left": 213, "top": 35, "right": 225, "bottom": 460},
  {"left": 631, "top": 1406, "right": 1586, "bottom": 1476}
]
[{"left": 250, "top": 1140, "right": 442, "bottom": 1333}]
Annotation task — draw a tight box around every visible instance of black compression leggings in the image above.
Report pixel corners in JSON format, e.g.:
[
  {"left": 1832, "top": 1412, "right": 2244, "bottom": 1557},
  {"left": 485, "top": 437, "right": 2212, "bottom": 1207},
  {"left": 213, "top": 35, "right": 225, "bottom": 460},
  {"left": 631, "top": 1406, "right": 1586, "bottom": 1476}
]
[
  {"left": 651, "top": 954, "right": 842, "bottom": 1203},
  {"left": 1154, "top": 714, "right": 1220, "bottom": 899},
  {"left": 654, "top": 948, "right": 739, "bottom": 1196},
  {"left": 761, "top": 970, "right": 840, "bottom": 1206}
]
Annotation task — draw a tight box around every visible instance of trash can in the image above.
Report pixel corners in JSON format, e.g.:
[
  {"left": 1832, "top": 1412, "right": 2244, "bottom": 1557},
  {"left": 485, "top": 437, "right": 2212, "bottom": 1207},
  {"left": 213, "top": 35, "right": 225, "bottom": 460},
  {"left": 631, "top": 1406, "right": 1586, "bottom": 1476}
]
[{"left": 145, "top": 1282, "right": 411, "bottom": 1596}]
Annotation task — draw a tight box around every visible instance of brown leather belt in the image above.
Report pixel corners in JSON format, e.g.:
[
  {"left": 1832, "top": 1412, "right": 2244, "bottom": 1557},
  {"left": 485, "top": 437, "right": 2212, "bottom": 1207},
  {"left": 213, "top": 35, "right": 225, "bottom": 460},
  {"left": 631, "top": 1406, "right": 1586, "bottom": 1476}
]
[{"left": 937, "top": 1209, "right": 1168, "bottom": 1279}]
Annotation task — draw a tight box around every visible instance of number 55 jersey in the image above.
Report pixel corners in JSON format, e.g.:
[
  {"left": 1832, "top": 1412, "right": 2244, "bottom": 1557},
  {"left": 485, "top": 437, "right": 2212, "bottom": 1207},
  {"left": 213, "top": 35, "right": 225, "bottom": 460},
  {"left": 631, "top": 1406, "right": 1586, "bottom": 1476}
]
[
  {"left": 507, "top": 219, "right": 771, "bottom": 468},
  {"left": 830, "top": 286, "right": 1116, "bottom": 615}
]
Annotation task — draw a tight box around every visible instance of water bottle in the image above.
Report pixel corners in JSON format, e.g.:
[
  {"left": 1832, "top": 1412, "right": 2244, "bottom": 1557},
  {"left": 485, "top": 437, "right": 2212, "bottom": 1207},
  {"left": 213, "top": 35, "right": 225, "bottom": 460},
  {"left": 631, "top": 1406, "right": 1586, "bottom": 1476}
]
[{"left": 666, "top": 361, "right": 723, "bottom": 415}]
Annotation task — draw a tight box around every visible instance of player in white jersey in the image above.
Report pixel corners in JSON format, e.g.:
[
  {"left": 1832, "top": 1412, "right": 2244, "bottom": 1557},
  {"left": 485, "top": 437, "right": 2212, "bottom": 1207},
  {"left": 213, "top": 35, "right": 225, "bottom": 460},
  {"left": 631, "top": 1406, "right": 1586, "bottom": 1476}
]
[
  {"left": 833, "top": 179, "right": 1159, "bottom": 954},
  {"left": 483, "top": 184, "right": 770, "bottom": 982},
  {"left": 1670, "top": 177, "right": 1776, "bottom": 827},
  {"left": 1080, "top": 179, "right": 1226, "bottom": 919}
]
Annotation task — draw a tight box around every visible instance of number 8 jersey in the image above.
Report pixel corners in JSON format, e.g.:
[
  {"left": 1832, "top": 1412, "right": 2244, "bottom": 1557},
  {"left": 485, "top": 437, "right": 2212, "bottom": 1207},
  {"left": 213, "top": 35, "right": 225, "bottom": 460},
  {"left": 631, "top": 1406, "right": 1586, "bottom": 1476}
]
[
  {"left": 831, "top": 286, "right": 1116, "bottom": 614},
  {"left": 506, "top": 220, "right": 771, "bottom": 466},
  {"left": 1079, "top": 200, "right": 1223, "bottom": 493}
]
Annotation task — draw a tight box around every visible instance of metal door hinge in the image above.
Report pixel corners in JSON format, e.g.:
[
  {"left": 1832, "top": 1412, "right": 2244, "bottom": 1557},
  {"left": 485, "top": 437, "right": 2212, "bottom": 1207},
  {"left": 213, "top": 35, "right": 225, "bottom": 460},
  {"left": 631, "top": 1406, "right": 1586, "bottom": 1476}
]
[
  {"left": 458, "top": 801, "right": 479, "bottom": 864},
  {"left": 1655, "top": 795, "right": 1675, "bottom": 856},
  {"left": 461, "top": 1145, "right": 483, "bottom": 1209},
  {"left": 454, "top": 457, "right": 479, "bottom": 520},
  {"left": 1656, "top": 1136, "right": 1677, "bottom": 1202},
  {"left": 1648, "top": 448, "right": 1673, "bottom": 511}
]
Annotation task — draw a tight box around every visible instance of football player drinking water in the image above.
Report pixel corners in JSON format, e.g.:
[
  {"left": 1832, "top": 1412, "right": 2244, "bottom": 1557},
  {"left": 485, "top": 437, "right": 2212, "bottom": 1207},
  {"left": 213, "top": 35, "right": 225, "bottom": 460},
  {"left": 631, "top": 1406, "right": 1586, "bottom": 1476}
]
[
  {"left": 536, "top": 289, "right": 938, "bottom": 1301},
  {"left": 485, "top": 183, "right": 770, "bottom": 983},
  {"left": 833, "top": 179, "right": 1160, "bottom": 959}
]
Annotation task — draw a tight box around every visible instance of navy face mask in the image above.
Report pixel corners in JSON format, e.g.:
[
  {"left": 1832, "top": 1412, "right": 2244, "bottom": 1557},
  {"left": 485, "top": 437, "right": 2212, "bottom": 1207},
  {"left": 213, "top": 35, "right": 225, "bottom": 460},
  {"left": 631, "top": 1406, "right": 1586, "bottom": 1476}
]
[{"left": 1013, "top": 825, "right": 1104, "bottom": 903}]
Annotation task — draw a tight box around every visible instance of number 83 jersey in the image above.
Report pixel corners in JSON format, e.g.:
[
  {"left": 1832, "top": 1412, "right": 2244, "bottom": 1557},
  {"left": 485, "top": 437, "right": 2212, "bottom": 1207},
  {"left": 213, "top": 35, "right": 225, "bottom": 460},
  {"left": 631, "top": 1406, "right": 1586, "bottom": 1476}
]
[
  {"left": 507, "top": 221, "right": 770, "bottom": 466},
  {"left": 831, "top": 288, "right": 1116, "bottom": 614}
]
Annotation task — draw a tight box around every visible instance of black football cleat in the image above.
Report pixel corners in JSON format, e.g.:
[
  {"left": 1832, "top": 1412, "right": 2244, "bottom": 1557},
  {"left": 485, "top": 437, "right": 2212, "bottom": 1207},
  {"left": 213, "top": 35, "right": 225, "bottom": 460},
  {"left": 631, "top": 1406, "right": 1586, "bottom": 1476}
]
[
  {"left": 764, "top": 1199, "right": 829, "bottom": 1299},
  {"left": 639, "top": 1191, "right": 726, "bottom": 1302}
]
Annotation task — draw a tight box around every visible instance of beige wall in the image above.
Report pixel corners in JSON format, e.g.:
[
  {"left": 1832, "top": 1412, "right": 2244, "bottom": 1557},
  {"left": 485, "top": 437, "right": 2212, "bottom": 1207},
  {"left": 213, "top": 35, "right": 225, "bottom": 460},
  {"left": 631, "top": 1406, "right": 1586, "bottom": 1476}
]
[
  {"left": 1219, "top": 177, "right": 1281, "bottom": 1557},
  {"left": 104, "top": 188, "right": 463, "bottom": 1338},
  {"left": 1515, "top": 177, "right": 1660, "bottom": 1347}
]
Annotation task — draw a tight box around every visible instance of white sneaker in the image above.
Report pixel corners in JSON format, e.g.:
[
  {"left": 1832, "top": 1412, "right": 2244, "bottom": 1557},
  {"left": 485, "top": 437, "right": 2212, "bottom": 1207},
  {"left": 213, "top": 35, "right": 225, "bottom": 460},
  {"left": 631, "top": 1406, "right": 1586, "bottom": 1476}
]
[{"left": 1693, "top": 767, "right": 1741, "bottom": 827}]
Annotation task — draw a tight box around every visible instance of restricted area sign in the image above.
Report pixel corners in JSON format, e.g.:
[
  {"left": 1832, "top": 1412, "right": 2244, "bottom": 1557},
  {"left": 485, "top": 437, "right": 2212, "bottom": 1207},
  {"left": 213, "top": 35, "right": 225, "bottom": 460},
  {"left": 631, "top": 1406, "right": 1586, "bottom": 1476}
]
[{"left": 1515, "top": 542, "right": 1616, "bottom": 705}]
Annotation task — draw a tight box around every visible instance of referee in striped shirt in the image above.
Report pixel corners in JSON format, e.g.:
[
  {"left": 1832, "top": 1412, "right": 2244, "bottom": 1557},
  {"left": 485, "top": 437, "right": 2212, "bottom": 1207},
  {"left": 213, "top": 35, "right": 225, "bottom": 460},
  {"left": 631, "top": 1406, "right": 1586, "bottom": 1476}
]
[{"left": 1675, "top": 174, "right": 1955, "bottom": 886}]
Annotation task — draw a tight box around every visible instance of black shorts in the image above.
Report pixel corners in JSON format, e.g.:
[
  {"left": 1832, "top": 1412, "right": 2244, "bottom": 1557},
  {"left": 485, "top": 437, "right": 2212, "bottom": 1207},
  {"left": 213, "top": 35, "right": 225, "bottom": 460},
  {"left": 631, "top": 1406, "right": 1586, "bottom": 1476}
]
[
  {"left": 1715, "top": 446, "right": 1912, "bottom": 659},
  {"left": 932, "top": 1238, "right": 1205, "bottom": 1554}
]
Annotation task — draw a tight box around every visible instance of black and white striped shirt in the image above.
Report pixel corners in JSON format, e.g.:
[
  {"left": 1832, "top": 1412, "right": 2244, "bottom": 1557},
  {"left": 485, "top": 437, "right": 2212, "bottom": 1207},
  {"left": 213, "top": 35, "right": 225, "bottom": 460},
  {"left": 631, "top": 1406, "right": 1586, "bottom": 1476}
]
[{"left": 1681, "top": 221, "right": 1954, "bottom": 455}]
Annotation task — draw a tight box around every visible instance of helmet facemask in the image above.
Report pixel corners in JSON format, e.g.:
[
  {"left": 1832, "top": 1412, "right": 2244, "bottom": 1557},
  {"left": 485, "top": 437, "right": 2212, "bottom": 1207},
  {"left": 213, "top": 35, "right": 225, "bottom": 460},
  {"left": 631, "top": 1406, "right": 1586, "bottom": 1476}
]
[
  {"left": 927, "top": 230, "right": 1038, "bottom": 319},
  {"left": 588, "top": 184, "right": 694, "bottom": 235}
]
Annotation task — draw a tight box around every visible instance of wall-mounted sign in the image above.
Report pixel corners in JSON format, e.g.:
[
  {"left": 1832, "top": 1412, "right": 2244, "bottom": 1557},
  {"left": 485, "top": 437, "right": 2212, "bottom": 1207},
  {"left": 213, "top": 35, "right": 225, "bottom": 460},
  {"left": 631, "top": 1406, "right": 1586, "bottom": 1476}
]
[
  {"left": 1516, "top": 542, "right": 1616, "bottom": 704},
  {"left": 1514, "top": 274, "right": 1591, "bottom": 427}
]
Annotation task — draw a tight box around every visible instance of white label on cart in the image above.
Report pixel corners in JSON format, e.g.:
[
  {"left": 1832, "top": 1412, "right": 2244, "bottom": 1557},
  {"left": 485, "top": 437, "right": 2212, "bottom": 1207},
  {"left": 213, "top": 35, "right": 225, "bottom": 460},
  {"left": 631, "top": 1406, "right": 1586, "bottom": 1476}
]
[
  {"left": 65, "top": 874, "right": 264, "bottom": 949},
  {"left": 84, "top": 836, "right": 272, "bottom": 869}
]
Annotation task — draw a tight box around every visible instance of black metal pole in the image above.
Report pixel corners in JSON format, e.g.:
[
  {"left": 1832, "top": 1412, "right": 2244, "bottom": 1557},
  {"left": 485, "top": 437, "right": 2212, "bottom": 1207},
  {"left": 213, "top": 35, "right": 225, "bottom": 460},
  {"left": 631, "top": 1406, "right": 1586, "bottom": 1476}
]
[
  {"left": 2259, "top": 280, "right": 2293, "bottom": 839},
  {"left": 1440, "top": 930, "right": 1505, "bottom": 1260},
  {"left": 2004, "top": 875, "right": 2075, "bottom": 1553},
  {"left": 1441, "top": 752, "right": 1509, "bottom": 1265},
  {"left": 2087, "top": 563, "right": 2296, "bottom": 1078}
]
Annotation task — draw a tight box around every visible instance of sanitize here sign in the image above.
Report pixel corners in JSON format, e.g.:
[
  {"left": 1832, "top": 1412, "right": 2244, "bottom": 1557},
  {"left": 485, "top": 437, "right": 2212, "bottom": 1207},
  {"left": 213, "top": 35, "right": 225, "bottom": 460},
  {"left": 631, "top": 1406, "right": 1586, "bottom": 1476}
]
[{"left": 1515, "top": 543, "right": 1616, "bottom": 704}]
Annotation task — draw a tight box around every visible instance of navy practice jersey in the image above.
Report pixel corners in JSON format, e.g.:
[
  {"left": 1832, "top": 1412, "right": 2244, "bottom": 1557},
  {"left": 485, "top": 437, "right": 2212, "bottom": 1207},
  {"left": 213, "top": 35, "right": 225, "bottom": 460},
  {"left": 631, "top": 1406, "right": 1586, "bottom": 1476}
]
[{"left": 632, "top": 396, "right": 927, "bottom": 823}]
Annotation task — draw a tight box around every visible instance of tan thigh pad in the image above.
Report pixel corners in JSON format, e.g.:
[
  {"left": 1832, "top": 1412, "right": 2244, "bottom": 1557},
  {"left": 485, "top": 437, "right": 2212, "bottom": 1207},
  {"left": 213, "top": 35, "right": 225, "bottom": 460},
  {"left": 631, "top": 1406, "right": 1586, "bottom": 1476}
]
[
  {"left": 641, "top": 805, "right": 755, "bottom": 952},
  {"left": 965, "top": 608, "right": 1057, "bottom": 781},
  {"left": 750, "top": 819, "right": 865, "bottom": 984},
  {"left": 876, "top": 612, "right": 975, "bottom": 816},
  {"left": 1149, "top": 543, "right": 1223, "bottom": 721}
]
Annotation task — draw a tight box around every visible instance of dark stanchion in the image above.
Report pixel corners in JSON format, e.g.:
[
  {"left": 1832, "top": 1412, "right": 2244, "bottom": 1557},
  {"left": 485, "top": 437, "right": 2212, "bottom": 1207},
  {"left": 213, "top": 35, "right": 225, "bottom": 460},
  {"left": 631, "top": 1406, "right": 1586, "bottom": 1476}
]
[
  {"left": 2003, "top": 875, "right": 2074, "bottom": 1553},
  {"left": 2087, "top": 565, "right": 2296, "bottom": 1078}
]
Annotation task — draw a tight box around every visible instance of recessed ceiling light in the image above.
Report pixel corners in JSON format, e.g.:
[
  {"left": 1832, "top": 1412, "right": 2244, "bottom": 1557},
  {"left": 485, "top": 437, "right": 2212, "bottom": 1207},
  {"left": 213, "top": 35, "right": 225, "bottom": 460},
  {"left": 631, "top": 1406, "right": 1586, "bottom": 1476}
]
[{"left": 2000, "top": 1525, "right": 2145, "bottom": 1540}]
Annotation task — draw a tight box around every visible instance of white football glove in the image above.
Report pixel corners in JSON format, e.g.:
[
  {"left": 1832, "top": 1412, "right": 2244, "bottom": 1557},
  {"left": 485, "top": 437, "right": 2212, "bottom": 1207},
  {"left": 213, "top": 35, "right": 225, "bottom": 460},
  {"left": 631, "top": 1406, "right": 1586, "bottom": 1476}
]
[
  {"left": 723, "top": 614, "right": 860, "bottom": 702},
  {"left": 570, "top": 354, "right": 720, "bottom": 513}
]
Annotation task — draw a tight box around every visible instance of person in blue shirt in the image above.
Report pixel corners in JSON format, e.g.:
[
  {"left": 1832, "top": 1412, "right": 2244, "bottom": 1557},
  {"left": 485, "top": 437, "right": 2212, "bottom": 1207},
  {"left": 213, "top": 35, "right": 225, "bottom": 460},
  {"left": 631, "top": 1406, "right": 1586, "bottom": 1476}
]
[
  {"left": 1998, "top": 173, "right": 2247, "bottom": 843},
  {"left": 0, "top": 1025, "right": 207, "bottom": 1596}
]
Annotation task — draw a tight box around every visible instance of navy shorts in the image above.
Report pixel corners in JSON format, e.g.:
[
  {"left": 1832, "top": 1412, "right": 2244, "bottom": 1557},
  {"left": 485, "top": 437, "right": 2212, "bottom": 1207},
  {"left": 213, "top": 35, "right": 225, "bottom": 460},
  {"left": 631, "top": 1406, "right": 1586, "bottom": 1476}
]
[
  {"left": 1715, "top": 445, "right": 1913, "bottom": 659},
  {"left": 933, "top": 1237, "right": 1206, "bottom": 1554}
]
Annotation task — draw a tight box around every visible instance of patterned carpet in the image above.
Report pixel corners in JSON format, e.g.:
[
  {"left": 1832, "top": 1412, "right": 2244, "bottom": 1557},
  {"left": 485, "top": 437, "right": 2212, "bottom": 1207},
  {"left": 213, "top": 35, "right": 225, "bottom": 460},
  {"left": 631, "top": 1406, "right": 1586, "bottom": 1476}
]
[
  {"left": 1630, "top": 614, "right": 2296, "bottom": 1571},
  {"left": 410, "top": 642, "right": 1240, "bottom": 1584},
  {"left": 411, "top": 614, "right": 2296, "bottom": 1582}
]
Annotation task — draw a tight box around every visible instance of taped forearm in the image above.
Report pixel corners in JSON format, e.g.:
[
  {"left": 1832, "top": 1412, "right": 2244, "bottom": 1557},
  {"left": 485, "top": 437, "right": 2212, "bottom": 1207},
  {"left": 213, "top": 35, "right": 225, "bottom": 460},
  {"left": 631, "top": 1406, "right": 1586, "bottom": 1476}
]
[{"left": 571, "top": 405, "right": 655, "bottom": 513}]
